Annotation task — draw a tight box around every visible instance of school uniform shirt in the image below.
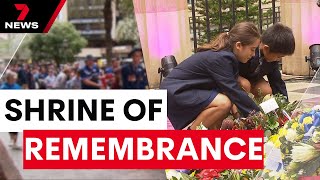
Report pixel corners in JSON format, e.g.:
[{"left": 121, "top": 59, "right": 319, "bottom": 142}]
[
  {"left": 121, "top": 63, "right": 148, "bottom": 89},
  {"left": 80, "top": 65, "right": 100, "bottom": 89},
  {"left": 160, "top": 50, "right": 260, "bottom": 130},
  {"left": 238, "top": 49, "right": 288, "bottom": 98}
]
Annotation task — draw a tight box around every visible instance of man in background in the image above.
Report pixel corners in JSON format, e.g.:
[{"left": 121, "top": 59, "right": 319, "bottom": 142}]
[
  {"left": 121, "top": 48, "right": 148, "bottom": 89},
  {"left": 80, "top": 55, "right": 102, "bottom": 89}
]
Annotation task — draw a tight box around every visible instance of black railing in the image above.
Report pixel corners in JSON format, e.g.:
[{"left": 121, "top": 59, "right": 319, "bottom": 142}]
[{"left": 189, "top": 0, "right": 281, "bottom": 51}]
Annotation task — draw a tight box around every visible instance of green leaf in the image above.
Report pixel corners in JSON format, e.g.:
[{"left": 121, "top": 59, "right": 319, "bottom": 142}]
[
  {"left": 172, "top": 177, "right": 179, "bottom": 180},
  {"left": 265, "top": 130, "right": 272, "bottom": 137},
  {"left": 303, "top": 155, "right": 320, "bottom": 176},
  {"left": 180, "top": 173, "right": 192, "bottom": 180}
]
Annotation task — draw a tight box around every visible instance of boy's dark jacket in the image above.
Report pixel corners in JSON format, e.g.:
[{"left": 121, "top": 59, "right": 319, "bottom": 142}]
[{"left": 238, "top": 49, "right": 288, "bottom": 99}]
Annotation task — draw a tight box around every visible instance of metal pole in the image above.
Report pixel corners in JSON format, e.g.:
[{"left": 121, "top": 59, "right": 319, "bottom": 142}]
[
  {"left": 258, "top": 0, "right": 263, "bottom": 32},
  {"left": 219, "top": 0, "right": 222, "bottom": 32},
  {"left": 205, "top": 0, "right": 210, "bottom": 42},
  {"left": 245, "top": 0, "right": 249, "bottom": 20},
  {"left": 232, "top": 0, "right": 236, "bottom": 26},
  {"left": 272, "top": 0, "right": 276, "bottom": 24},
  {"left": 191, "top": 0, "right": 197, "bottom": 51}
]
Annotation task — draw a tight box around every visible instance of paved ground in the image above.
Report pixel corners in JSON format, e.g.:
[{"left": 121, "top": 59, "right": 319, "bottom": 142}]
[
  {"left": 282, "top": 72, "right": 320, "bottom": 107},
  {"left": 1, "top": 73, "right": 320, "bottom": 179}
]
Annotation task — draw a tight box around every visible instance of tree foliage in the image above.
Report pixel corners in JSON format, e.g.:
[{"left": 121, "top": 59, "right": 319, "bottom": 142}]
[
  {"left": 115, "top": 17, "right": 139, "bottom": 45},
  {"left": 114, "top": 0, "right": 140, "bottom": 46},
  {"left": 117, "top": 0, "right": 134, "bottom": 18},
  {"left": 28, "top": 22, "right": 87, "bottom": 66}
]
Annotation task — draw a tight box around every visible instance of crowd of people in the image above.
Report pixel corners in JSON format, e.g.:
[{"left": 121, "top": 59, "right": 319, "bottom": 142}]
[
  {"left": 0, "top": 48, "right": 148, "bottom": 91},
  {"left": 0, "top": 48, "right": 148, "bottom": 149}
]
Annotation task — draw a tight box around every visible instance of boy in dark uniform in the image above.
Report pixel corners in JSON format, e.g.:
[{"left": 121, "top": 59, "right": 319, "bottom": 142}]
[
  {"left": 238, "top": 23, "right": 295, "bottom": 99},
  {"left": 80, "top": 55, "right": 101, "bottom": 89},
  {"left": 122, "top": 48, "right": 148, "bottom": 89},
  {"left": 160, "top": 22, "right": 261, "bottom": 130}
]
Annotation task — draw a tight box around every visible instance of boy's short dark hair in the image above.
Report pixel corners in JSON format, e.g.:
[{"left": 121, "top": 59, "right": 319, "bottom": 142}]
[{"left": 261, "top": 23, "right": 295, "bottom": 55}]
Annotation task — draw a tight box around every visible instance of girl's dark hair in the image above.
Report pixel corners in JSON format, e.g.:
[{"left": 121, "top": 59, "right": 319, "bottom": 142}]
[{"left": 197, "top": 22, "right": 260, "bottom": 52}]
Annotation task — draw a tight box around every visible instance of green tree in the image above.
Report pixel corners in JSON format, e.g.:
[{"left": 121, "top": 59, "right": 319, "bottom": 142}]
[
  {"left": 115, "top": 0, "right": 140, "bottom": 46},
  {"left": 117, "top": 0, "right": 134, "bottom": 18},
  {"left": 115, "top": 17, "right": 139, "bottom": 46},
  {"left": 28, "top": 22, "right": 87, "bottom": 67},
  {"left": 193, "top": 0, "right": 274, "bottom": 45},
  {"left": 14, "top": 34, "right": 32, "bottom": 61}
]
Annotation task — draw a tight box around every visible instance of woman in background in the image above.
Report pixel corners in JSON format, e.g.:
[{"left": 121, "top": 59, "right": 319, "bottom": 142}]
[{"left": 0, "top": 70, "right": 22, "bottom": 150}]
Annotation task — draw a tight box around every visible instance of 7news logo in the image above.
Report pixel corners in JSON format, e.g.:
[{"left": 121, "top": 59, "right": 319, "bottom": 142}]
[{"left": 4, "top": 4, "right": 39, "bottom": 30}]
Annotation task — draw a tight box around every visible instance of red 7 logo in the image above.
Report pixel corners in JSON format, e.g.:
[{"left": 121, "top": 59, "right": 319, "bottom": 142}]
[{"left": 15, "top": 4, "right": 29, "bottom": 21}]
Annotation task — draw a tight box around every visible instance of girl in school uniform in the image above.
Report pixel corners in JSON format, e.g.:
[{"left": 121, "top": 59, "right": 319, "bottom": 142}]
[{"left": 160, "top": 22, "right": 261, "bottom": 130}]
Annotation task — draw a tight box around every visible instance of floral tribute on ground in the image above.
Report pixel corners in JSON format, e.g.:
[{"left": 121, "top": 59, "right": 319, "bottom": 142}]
[{"left": 166, "top": 94, "right": 320, "bottom": 180}]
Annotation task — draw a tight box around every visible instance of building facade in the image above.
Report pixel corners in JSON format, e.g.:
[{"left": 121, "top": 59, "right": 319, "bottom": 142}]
[{"left": 67, "top": 0, "right": 117, "bottom": 48}]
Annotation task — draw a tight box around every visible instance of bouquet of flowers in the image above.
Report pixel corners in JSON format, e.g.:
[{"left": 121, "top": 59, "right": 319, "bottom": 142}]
[
  {"left": 221, "top": 94, "right": 298, "bottom": 138},
  {"left": 166, "top": 94, "right": 300, "bottom": 180},
  {"left": 260, "top": 108, "right": 320, "bottom": 179}
]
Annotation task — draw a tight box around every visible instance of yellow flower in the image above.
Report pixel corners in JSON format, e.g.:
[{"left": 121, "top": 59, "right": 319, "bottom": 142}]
[
  {"left": 269, "top": 135, "right": 281, "bottom": 148},
  {"left": 303, "top": 117, "right": 313, "bottom": 124},
  {"left": 269, "top": 134, "right": 279, "bottom": 143},
  {"left": 241, "top": 170, "right": 247, "bottom": 174},
  {"left": 279, "top": 128, "right": 287, "bottom": 137},
  {"left": 263, "top": 169, "right": 270, "bottom": 173},
  {"left": 291, "top": 122, "right": 299, "bottom": 130},
  {"left": 280, "top": 173, "right": 286, "bottom": 179}
]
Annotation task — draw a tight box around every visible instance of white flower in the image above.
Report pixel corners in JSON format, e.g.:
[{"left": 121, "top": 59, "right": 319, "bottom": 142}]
[
  {"left": 312, "top": 131, "right": 320, "bottom": 143},
  {"left": 268, "top": 169, "right": 285, "bottom": 179},
  {"left": 291, "top": 143, "right": 320, "bottom": 162},
  {"left": 285, "top": 129, "right": 298, "bottom": 142},
  {"left": 196, "top": 123, "right": 208, "bottom": 130},
  {"left": 165, "top": 169, "right": 182, "bottom": 180},
  {"left": 263, "top": 94, "right": 273, "bottom": 102}
]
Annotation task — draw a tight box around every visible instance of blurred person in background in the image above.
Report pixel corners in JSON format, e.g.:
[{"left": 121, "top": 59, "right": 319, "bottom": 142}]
[
  {"left": 80, "top": 55, "right": 102, "bottom": 89},
  {"left": 54, "top": 65, "right": 71, "bottom": 89},
  {"left": 26, "top": 64, "right": 36, "bottom": 89},
  {"left": 66, "top": 69, "right": 81, "bottom": 89},
  {"left": 17, "top": 64, "right": 28, "bottom": 89},
  {"left": 121, "top": 48, "right": 148, "bottom": 89},
  {"left": 38, "top": 65, "right": 48, "bottom": 80},
  {"left": 105, "top": 57, "right": 122, "bottom": 89},
  {"left": 0, "top": 70, "right": 21, "bottom": 150},
  {"left": 44, "top": 68, "right": 56, "bottom": 89}
]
